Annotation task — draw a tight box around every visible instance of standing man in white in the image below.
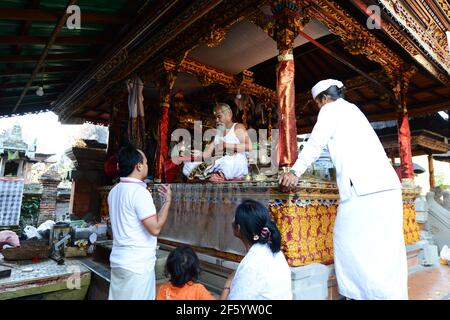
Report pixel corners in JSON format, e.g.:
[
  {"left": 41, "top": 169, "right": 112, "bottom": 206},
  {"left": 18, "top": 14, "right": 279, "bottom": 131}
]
[
  {"left": 279, "top": 79, "right": 408, "bottom": 300},
  {"left": 108, "top": 144, "right": 172, "bottom": 300}
]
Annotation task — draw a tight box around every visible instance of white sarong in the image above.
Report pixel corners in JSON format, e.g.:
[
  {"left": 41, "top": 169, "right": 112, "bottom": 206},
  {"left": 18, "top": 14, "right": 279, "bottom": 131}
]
[
  {"left": 333, "top": 188, "right": 408, "bottom": 300},
  {"left": 182, "top": 153, "right": 248, "bottom": 180},
  {"left": 108, "top": 267, "right": 155, "bottom": 300}
]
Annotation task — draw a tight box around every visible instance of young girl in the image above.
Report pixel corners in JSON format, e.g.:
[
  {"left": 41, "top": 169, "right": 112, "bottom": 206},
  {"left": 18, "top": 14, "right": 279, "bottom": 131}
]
[{"left": 157, "top": 246, "right": 215, "bottom": 300}]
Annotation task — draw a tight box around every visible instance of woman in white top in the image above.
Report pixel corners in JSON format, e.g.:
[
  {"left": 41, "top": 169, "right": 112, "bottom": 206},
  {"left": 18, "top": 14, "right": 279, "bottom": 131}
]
[{"left": 221, "top": 199, "right": 293, "bottom": 300}]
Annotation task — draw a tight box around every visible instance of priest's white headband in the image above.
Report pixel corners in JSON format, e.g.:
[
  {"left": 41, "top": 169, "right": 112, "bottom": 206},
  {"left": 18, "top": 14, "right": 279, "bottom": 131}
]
[{"left": 311, "top": 79, "right": 344, "bottom": 99}]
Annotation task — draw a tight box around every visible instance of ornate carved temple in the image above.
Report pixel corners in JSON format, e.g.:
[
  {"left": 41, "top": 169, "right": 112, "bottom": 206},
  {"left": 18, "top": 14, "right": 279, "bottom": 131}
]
[
  {"left": 0, "top": 124, "right": 54, "bottom": 183},
  {"left": 0, "top": 0, "right": 449, "bottom": 299}
]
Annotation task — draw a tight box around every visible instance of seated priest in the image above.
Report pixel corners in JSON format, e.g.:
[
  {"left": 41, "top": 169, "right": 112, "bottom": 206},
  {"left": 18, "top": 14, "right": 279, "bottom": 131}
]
[{"left": 182, "top": 103, "right": 252, "bottom": 182}]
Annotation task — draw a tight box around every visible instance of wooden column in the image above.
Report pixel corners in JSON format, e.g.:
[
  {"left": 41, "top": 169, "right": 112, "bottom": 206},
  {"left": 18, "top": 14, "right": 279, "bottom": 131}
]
[
  {"left": 154, "top": 60, "right": 178, "bottom": 182},
  {"left": 249, "top": 2, "right": 310, "bottom": 168},
  {"left": 271, "top": 1, "right": 309, "bottom": 168},
  {"left": 107, "top": 103, "right": 120, "bottom": 158},
  {"left": 106, "top": 93, "right": 123, "bottom": 158},
  {"left": 428, "top": 153, "right": 435, "bottom": 189}
]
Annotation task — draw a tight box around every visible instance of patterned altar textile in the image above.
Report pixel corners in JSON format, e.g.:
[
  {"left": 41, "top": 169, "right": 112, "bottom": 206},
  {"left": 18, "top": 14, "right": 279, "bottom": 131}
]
[
  {"left": 0, "top": 177, "right": 24, "bottom": 226},
  {"left": 403, "top": 200, "right": 420, "bottom": 245},
  {"left": 270, "top": 198, "right": 338, "bottom": 267}
]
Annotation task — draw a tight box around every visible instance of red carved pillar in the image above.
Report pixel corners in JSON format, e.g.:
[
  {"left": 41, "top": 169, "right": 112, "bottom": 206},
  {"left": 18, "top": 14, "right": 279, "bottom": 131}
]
[
  {"left": 390, "top": 66, "right": 416, "bottom": 182},
  {"left": 276, "top": 55, "right": 297, "bottom": 167},
  {"left": 154, "top": 61, "right": 177, "bottom": 182},
  {"left": 397, "top": 111, "right": 414, "bottom": 180},
  {"left": 272, "top": 2, "right": 308, "bottom": 168}
]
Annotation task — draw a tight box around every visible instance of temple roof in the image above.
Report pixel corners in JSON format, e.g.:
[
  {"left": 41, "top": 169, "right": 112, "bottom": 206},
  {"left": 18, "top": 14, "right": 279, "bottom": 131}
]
[
  {"left": 374, "top": 112, "right": 449, "bottom": 138},
  {"left": 0, "top": 0, "right": 140, "bottom": 118},
  {"left": 0, "top": 123, "right": 37, "bottom": 158}
]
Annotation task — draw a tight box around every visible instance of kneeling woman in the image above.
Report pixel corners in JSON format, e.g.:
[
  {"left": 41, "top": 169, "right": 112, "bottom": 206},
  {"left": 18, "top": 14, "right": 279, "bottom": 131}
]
[{"left": 221, "top": 199, "right": 293, "bottom": 300}]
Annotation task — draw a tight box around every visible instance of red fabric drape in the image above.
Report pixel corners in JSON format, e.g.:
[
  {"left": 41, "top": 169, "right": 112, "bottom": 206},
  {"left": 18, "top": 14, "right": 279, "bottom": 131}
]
[
  {"left": 398, "top": 112, "right": 414, "bottom": 180},
  {"left": 154, "top": 105, "right": 170, "bottom": 181},
  {"left": 276, "top": 59, "right": 298, "bottom": 167}
]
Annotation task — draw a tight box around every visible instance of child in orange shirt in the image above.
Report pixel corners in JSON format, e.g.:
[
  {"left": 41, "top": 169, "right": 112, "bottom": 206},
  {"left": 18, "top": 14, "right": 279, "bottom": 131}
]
[{"left": 157, "top": 246, "right": 215, "bottom": 300}]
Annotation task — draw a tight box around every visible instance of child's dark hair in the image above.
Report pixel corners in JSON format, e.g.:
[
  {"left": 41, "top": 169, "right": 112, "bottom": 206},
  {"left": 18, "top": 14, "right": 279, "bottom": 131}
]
[
  {"left": 117, "top": 143, "right": 143, "bottom": 177},
  {"left": 234, "top": 199, "right": 281, "bottom": 253},
  {"left": 316, "top": 85, "right": 345, "bottom": 102},
  {"left": 165, "top": 246, "right": 201, "bottom": 287}
]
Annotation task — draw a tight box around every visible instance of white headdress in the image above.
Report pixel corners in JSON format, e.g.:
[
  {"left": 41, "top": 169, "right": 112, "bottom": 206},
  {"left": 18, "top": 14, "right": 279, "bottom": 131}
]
[{"left": 311, "top": 79, "right": 344, "bottom": 99}]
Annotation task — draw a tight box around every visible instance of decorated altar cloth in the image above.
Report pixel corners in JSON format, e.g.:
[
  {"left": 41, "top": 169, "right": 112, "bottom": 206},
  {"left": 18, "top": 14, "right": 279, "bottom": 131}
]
[{"left": 99, "top": 178, "right": 420, "bottom": 267}]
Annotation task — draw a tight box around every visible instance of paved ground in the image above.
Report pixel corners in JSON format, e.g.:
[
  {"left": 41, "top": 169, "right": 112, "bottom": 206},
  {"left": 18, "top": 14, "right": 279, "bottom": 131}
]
[{"left": 408, "top": 264, "right": 450, "bottom": 300}]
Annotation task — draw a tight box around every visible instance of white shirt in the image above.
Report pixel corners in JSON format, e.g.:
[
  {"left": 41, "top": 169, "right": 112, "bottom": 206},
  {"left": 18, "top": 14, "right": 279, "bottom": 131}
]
[
  {"left": 108, "top": 177, "right": 157, "bottom": 274},
  {"left": 228, "top": 244, "right": 293, "bottom": 300},
  {"left": 291, "top": 98, "right": 401, "bottom": 202}
]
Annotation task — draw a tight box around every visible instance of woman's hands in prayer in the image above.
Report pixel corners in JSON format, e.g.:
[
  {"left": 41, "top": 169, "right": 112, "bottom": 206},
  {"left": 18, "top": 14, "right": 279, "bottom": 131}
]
[
  {"left": 158, "top": 184, "right": 172, "bottom": 204},
  {"left": 279, "top": 172, "right": 300, "bottom": 190}
]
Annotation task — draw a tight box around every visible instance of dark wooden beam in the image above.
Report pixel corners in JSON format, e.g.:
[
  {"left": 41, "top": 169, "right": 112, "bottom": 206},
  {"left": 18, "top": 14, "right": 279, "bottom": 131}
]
[
  {"left": 0, "top": 79, "right": 68, "bottom": 89},
  {"left": 0, "top": 53, "right": 95, "bottom": 63},
  {"left": 0, "top": 36, "right": 110, "bottom": 45},
  {"left": 11, "top": 0, "right": 78, "bottom": 114},
  {"left": 367, "top": 100, "right": 450, "bottom": 121},
  {"left": 0, "top": 94, "right": 59, "bottom": 103},
  {"left": 0, "top": 66, "right": 79, "bottom": 76},
  {"left": 1, "top": 104, "right": 52, "bottom": 117},
  {"left": 13, "top": 0, "right": 40, "bottom": 56},
  {"left": 1, "top": 90, "right": 61, "bottom": 99},
  {"left": 297, "top": 100, "right": 450, "bottom": 134},
  {"left": 9, "top": 99, "right": 57, "bottom": 106},
  {"left": 0, "top": 8, "right": 128, "bottom": 24}
]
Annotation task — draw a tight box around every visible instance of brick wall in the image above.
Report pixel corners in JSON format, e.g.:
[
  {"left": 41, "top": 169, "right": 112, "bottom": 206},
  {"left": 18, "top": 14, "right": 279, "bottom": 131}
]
[{"left": 37, "top": 173, "right": 61, "bottom": 225}]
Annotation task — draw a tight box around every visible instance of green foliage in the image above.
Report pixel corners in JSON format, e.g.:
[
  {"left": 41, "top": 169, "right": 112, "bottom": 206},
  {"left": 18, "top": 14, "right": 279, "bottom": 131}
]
[{"left": 20, "top": 198, "right": 41, "bottom": 230}]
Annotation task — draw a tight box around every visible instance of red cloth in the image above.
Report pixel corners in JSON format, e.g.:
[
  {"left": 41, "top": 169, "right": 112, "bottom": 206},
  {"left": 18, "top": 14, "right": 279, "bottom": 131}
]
[
  {"left": 104, "top": 155, "right": 119, "bottom": 179},
  {"left": 276, "top": 59, "right": 298, "bottom": 167},
  {"left": 397, "top": 112, "right": 414, "bottom": 179},
  {"left": 164, "top": 160, "right": 181, "bottom": 183},
  {"left": 155, "top": 107, "right": 170, "bottom": 181},
  {"left": 209, "top": 172, "right": 244, "bottom": 183}
]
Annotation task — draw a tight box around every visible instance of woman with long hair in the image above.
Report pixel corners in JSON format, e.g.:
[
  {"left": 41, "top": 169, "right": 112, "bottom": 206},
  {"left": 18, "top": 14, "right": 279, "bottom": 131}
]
[{"left": 221, "top": 199, "right": 292, "bottom": 300}]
